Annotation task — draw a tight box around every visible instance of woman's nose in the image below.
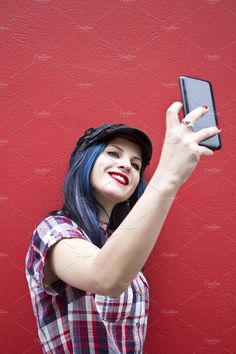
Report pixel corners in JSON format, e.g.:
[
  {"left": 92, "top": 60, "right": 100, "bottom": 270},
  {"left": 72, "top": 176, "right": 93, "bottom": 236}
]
[{"left": 119, "top": 163, "right": 131, "bottom": 172}]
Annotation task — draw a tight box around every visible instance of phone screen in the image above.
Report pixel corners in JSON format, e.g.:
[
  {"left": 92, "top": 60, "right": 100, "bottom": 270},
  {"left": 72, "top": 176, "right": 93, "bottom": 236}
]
[{"left": 179, "top": 76, "right": 221, "bottom": 150}]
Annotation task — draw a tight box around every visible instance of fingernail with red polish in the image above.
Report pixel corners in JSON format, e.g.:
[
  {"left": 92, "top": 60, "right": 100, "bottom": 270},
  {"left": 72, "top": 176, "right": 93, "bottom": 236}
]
[
  {"left": 202, "top": 105, "right": 209, "bottom": 109},
  {"left": 217, "top": 126, "right": 222, "bottom": 131}
]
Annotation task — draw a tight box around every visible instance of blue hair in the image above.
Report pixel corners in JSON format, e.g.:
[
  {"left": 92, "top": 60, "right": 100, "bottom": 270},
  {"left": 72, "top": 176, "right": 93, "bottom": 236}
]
[{"left": 50, "top": 140, "right": 148, "bottom": 250}]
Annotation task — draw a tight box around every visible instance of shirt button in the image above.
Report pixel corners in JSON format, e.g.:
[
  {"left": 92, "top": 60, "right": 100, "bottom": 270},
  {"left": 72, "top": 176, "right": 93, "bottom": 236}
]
[{"left": 50, "top": 231, "right": 55, "bottom": 236}]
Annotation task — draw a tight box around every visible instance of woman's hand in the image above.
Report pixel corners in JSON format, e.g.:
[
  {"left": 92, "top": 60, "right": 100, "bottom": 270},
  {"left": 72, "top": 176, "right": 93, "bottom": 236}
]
[{"left": 155, "top": 101, "right": 221, "bottom": 188}]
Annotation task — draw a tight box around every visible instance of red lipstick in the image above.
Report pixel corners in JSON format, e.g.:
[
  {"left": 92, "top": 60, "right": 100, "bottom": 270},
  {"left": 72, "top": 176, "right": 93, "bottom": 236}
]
[{"left": 108, "top": 172, "right": 129, "bottom": 186}]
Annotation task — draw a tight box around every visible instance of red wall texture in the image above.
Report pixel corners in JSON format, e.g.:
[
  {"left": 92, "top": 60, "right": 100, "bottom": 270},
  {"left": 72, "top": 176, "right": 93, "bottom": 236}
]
[{"left": 1, "top": 1, "right": 236, "bottom": 353}]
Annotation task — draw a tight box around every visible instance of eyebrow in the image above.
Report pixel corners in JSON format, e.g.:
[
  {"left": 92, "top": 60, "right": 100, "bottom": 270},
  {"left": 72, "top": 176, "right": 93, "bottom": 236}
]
[{"left": 107, "top": 144, "right": 142, "bottom": 162}]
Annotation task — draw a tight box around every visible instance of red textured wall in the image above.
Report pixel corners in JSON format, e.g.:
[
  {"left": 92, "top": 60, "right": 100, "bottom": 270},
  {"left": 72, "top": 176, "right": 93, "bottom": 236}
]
[{"left": 1, "top": 1, "right": 236, "bottom": 353}]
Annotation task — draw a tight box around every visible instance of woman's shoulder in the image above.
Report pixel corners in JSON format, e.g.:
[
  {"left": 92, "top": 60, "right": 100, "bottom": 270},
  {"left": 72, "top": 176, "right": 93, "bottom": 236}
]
[
  {"left": 33, "top": 212, "right": 108, "bottom": 244},
  {"left": 33, "top": 213, "right": 84, "bottom": 237}
]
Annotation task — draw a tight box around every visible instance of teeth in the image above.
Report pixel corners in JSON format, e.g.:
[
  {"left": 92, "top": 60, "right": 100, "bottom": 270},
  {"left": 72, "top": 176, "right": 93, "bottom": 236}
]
[{"left": 110, "top": 174, "right": 126, "bottom": 184}]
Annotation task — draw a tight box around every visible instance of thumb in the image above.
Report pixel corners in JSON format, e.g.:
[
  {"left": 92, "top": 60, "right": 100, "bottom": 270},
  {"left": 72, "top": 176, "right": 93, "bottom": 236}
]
[{"left": 166, "top": 101, "right": 183, "bottom": 130}]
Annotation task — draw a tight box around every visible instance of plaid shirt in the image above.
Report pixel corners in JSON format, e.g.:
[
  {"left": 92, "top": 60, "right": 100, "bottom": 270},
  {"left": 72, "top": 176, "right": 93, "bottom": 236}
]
[{"left": 25, "top": 215, "right": 149, "bottom": 353}]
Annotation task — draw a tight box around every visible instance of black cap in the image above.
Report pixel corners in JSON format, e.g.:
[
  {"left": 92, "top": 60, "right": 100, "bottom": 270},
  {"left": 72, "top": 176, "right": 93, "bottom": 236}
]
[{"left": 70, "top": 123, "right": 152, "bottom": 170}]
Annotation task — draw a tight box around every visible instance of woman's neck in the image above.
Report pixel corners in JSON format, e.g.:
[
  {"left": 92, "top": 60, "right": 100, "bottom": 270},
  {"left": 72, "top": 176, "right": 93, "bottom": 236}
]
[{"left": 99, "top": 220, "right": 109, "bottom": 230}]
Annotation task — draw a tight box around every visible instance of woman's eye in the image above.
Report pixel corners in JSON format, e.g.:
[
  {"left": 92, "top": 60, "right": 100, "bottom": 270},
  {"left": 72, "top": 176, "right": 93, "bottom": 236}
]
[
  {"left": 131, "top": 163, "right": 140, "bottom": 171},
  {"left": 107, "top": 151, "right": 119, "bottom": 157},
  {"left": 107, "top": 151, "right": 140, "bottom": 171}
]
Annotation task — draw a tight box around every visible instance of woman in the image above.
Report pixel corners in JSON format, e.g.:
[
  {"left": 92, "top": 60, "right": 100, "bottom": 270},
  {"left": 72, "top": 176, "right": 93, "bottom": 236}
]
[{"left": 25, "top": 102, "right": 220, "bottom": 353}]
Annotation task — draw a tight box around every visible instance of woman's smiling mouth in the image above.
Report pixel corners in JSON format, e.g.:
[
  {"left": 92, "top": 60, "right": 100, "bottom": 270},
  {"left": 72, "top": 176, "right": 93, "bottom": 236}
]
[{"left": 108, "top": 172, "right": 129, "bottom": 186}]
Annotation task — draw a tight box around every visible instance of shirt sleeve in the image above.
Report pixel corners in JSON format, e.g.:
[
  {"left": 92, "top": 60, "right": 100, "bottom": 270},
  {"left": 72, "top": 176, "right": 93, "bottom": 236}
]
[{"left": 27, "top": 216, "right": 90, "bottom": 296}]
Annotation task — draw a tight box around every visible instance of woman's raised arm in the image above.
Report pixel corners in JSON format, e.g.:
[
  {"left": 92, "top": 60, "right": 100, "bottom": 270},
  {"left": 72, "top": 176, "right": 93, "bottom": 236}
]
[{"left": 93, "top": 102, "right": 220, "bottom": 297}]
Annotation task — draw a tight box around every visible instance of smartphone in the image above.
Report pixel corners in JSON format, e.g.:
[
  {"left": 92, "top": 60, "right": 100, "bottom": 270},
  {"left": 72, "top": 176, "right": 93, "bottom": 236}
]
[{"left": 179, "top": 75, "right": 221, "bottom": 150}]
